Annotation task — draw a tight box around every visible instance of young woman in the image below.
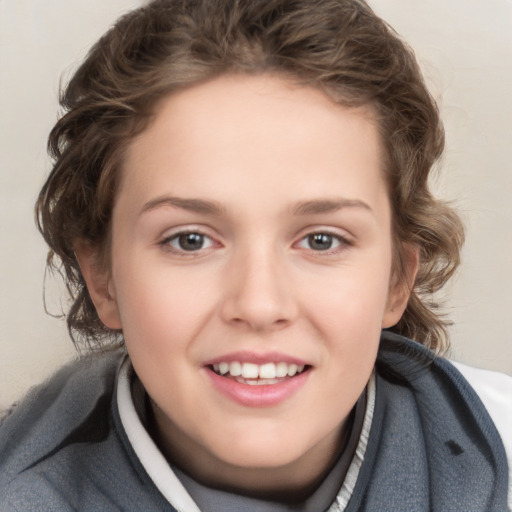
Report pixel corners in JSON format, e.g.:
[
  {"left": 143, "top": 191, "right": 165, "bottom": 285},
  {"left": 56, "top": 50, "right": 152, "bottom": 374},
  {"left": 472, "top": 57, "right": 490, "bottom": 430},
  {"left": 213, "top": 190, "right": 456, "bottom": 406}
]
[{"left": 1, "top": 1, "right": 510, "bottom": 510}]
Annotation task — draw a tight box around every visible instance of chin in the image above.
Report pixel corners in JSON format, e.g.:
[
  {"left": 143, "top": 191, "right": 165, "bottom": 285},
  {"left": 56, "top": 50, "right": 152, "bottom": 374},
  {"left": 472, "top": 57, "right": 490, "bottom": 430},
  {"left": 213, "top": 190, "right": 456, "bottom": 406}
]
[
  {"left": 221, "top": 445, "right": 301, "bottom": 469},
  {"left": 206, "top": 425, "right": 331, "bottom": 471}
]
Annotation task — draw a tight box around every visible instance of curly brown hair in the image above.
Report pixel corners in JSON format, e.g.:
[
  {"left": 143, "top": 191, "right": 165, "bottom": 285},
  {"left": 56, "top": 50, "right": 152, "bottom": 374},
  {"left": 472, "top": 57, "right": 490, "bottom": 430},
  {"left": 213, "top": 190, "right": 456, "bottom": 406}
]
[{"left": 36, "top": 0, "right": 464, "bottom": 352}]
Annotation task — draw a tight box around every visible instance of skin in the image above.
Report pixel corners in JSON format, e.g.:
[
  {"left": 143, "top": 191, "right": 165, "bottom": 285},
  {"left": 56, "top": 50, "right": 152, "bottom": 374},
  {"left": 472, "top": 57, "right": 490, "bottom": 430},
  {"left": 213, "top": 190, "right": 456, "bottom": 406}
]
[{"left": 78, "top": 73, "right": 416, "bottom": 499}]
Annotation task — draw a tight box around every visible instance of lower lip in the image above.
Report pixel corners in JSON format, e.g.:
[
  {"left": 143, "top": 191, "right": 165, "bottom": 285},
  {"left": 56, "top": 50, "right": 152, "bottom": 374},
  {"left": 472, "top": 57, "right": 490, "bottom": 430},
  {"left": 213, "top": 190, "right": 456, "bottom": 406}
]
[{"left": 205, "top": 368, "right": 310, "bottom": 407}]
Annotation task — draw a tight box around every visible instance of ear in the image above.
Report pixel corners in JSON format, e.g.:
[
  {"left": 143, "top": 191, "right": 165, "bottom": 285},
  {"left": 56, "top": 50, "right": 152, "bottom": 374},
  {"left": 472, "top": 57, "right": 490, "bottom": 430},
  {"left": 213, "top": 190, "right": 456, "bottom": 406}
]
[
  {"left": 382, "top": 244, "right": 419, "bottom": 328},
  {"left": 74, "top": 240, "right": 122, "bottom": 330}
]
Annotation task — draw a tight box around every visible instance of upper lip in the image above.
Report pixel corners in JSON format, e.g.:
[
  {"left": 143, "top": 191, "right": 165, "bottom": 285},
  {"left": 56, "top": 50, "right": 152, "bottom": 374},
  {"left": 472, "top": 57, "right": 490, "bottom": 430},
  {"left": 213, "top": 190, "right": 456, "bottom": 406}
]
[{"left": 203, "top": 351, "right": 309, "bottom": 366}]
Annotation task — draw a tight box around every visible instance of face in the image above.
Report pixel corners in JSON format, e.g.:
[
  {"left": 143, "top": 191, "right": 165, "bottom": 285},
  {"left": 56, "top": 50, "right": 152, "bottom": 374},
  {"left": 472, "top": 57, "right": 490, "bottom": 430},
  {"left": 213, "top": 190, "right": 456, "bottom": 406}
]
[{"left": 81, "top": 74, "right": 412, "bottom": 495}]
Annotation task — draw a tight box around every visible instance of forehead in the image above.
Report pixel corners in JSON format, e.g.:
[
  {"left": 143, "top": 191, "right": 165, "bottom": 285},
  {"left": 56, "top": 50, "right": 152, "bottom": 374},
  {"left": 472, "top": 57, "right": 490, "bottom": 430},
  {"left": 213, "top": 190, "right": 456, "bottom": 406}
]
[{"left": 119, "top": 73, "right": 387, "bottom": 216}]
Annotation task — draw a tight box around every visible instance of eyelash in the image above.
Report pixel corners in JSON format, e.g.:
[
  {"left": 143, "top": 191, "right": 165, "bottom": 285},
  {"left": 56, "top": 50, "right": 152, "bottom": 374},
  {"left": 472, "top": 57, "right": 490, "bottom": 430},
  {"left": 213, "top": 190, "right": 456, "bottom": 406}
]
[
  {"left": 295, "top": 231, "right": 352, "bottom": 254},
  {"left": 160, "top": 229, "right": 218, "bottom": 255},
  {"left": 159, "top": 228, "right": 352, "bottom": 256}
]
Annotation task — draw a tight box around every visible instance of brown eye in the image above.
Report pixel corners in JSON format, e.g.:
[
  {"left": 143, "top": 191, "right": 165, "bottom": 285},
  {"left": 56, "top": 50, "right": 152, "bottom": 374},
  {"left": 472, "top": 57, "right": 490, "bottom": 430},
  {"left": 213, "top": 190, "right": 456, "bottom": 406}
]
[
  {"left": 165, "top": 232, "right": 213, "bottom": 252},
  {"left": 296, "top": 231, "right": 349, "bottom": 253},
  {"left": 178, "top": 233, "right": 205, "bottom": 251},
  {"left": 307, "top": 233, "right": 335, "bottom": 251}
]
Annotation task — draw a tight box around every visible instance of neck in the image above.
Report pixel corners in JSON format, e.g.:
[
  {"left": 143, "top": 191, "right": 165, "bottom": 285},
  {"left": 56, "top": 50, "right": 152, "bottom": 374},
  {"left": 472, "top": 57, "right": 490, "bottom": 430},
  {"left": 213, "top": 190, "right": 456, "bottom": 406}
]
[{"left": 149, "top": 401, "right": 358, "bottom": 502}]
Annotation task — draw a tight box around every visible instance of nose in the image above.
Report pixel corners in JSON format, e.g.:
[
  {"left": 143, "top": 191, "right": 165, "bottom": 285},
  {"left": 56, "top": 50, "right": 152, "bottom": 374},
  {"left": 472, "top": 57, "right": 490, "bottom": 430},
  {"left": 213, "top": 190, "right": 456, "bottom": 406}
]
[{"left": 220, "top": 247, "right": 298, "bottom": 332}]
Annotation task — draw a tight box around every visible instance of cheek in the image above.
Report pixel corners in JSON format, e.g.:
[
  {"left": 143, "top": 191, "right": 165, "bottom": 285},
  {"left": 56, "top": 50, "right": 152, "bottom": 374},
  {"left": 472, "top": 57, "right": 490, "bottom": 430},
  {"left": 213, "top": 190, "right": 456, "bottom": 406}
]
[
  {"left": 112, "top": 259, "right": 219, "bottom": 352},
  {"left": 111, "top": 268, "right": 215, "bottom": 395},
  {"left": 306, "top": 259, "right": 393, "bottom": 330},
  {"left": 302, "top": 257, "right": 393, "bottom": 370}
]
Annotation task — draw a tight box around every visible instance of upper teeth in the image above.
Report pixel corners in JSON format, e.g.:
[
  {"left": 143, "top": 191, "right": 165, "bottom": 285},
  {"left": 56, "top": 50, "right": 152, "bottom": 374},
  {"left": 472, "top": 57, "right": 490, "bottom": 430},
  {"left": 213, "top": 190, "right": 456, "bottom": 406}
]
[{"left": 213, "top": 361, "right": 305, "bottom": 379}]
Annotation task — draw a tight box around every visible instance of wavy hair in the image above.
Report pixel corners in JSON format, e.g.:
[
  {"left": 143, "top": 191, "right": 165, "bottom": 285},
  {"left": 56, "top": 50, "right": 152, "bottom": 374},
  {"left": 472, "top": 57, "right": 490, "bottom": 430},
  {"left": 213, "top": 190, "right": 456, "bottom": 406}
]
[{"left": 36, "top": 0, "right": 464, "bottom": 352}]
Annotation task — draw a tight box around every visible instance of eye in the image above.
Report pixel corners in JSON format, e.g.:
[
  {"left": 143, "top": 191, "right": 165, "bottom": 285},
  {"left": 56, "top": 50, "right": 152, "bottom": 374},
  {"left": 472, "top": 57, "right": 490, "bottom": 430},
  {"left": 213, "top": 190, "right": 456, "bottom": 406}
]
[
  {"left": 296, "top": 232, "right": 349, "bottom": 252},
  {"left": 162, "top": 231, "right": 215, "bottom": 252}
]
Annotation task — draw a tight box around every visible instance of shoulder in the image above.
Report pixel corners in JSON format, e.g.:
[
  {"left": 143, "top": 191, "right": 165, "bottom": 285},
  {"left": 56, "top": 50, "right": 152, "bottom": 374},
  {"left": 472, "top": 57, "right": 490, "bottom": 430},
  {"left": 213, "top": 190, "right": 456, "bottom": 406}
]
[
  {"left": 450, "top": 360, "right": 512, "bottom": 420},
  {"left": 451, "top": 360, "right": 512, "bottom": 510},
  {"left": 376, "top": 332, "right": 511, "bottom": 511},
  {"left": 378, "top": 333, "right": 511, "bottom": 446},
  {"left": 0, "top": 349, "right": 125, "bottom": 508}
]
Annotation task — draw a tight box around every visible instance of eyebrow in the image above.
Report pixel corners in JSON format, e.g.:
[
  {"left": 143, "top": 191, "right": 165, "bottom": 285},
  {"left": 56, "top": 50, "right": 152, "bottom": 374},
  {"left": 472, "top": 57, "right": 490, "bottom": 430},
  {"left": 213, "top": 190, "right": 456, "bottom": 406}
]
[
  {"left": 140, "top": 196, "right": 371, "bottom": 217},
  {"left": 140, "top": 196, "right": 225, "bottom": 216},
  {"left": 291, "top": 198, "right": 372, "bottom": 215}
]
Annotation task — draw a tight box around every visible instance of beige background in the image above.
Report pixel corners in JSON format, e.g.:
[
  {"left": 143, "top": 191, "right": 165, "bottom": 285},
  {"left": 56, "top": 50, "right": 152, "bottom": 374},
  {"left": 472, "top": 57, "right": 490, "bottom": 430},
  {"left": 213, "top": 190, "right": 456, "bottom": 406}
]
[{"left": 1, "top": 0, "right": 511, "bottom": 409}]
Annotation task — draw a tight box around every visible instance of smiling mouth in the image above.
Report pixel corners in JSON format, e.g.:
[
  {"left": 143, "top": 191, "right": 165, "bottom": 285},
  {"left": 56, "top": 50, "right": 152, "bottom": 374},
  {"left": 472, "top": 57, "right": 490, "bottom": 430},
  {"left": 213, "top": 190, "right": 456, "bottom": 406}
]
[{"left": 209, "top": 361, "right": 309, "bottom": 386}]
